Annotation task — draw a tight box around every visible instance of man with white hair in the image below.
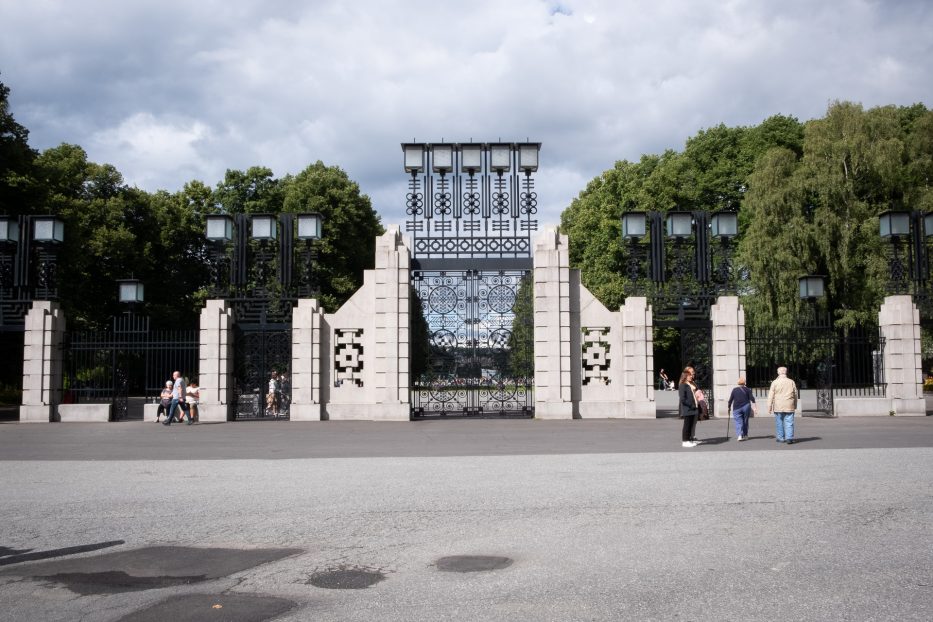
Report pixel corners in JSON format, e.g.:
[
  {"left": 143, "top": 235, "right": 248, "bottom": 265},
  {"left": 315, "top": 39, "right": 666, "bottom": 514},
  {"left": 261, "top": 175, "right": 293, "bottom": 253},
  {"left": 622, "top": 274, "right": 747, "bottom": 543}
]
[{"left": 768, "top": 366, "right": 799, "bottom": 444}]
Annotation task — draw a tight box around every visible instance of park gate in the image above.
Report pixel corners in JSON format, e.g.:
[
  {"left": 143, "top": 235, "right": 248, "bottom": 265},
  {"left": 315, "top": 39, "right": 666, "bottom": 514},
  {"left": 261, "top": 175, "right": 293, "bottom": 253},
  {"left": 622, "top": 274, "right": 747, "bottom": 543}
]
[
  {"left": 411, "top": 268, "right": 533, "bottom": 417},
  {"left": 403, "top": 141, "right": 539, "bottom": 418},
  {"left": 63, "top": 314, "right": 199, "bottom": 421},
  {"left": 232, "top": 307, "right": 292, "bottom": 421}
]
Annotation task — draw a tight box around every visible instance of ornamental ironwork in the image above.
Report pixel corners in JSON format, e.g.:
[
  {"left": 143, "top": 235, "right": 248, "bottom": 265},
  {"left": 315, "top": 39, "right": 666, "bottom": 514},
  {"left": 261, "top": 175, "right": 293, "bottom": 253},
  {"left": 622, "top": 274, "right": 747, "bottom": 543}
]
[
  {"left": 411, "top": 269, "right": 533, "bottom": 417},
  {"left": 402, "top": 142, "right": 540, "bottom": 260}
]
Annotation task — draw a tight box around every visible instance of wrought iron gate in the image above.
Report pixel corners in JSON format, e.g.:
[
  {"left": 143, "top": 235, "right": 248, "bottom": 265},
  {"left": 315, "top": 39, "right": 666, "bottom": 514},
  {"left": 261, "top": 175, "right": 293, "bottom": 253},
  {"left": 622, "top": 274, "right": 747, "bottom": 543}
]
[
  {"left": 411, "top": 269, "right": 534, "bottom": 418},
  {"left": 64, "top": 314, "right": 199, "bottom": 421},
  {"left": 233, "top": 323, "right": 292, "bottom": 420}
]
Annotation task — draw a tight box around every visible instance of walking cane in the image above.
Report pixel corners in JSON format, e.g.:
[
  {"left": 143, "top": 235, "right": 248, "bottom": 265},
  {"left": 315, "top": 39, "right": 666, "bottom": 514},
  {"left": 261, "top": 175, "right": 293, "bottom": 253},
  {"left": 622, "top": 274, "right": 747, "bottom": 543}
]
[{"left": 724, "top": 405, "right": 730, "bottom": 441}]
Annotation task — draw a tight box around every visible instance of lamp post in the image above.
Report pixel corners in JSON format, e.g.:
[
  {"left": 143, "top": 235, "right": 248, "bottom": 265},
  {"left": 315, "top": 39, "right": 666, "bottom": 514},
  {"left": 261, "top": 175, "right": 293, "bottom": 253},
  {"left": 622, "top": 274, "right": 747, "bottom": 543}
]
[
  {"left": 203, "top": 212, "right": 324, "bottom": 313},
  {"left": 878, "top": 210, "right": 933, "bottom": 298},
  {"left": 0, "top": 214, "right": 65, "bottom": 328}
]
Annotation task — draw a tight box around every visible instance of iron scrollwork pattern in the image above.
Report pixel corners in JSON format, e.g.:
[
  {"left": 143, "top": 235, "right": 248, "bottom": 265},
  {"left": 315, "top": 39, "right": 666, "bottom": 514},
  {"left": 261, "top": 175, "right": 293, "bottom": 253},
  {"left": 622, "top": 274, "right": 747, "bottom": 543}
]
[{"left": 412, "top": 270, "right": 533, "bottom": 417}]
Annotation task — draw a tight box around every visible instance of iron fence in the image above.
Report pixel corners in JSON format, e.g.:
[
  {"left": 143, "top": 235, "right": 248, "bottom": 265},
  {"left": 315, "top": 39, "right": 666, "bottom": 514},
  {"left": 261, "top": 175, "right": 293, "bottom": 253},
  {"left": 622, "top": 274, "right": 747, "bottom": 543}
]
[{"left": 63, "top": 314, "right": 199, "bottom": 420}]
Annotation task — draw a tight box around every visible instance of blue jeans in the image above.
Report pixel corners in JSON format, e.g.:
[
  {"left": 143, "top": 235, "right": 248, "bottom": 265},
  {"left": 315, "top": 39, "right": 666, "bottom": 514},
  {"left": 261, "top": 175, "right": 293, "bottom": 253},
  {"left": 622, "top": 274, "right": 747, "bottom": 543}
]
[
  {"left": 774, "top": 411, "right": 795, "bottom": 441},
  {"left": 732, "top": 404, "right": 751, "bottom": 437},
  {"left": 164, "top": 397, "right": 190, "bottom": 425}
]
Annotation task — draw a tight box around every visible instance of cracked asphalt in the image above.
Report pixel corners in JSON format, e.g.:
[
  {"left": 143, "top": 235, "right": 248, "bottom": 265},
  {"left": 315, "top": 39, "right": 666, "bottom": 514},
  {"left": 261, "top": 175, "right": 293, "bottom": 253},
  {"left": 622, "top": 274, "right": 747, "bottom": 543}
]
[{"left": 1, "top": 416, "right": 931, "bottom": 621}]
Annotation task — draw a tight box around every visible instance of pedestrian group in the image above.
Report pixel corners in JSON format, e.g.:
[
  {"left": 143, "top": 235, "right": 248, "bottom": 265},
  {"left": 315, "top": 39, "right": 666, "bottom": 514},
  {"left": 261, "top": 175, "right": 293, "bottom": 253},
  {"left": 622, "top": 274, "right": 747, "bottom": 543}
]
[{"left": 676, "top": 365, "right": 799, "bottom": 447}]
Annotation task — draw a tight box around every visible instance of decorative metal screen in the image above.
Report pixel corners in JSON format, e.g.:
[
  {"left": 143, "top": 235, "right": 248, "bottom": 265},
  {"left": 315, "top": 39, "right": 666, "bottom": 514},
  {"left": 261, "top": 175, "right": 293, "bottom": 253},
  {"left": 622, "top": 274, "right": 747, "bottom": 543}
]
[
  {"left": 411, "top": 270, "right": 533, "bottom": 417},
  {"left": 233, "top": 325, "right": 292, "bottom": 420}
]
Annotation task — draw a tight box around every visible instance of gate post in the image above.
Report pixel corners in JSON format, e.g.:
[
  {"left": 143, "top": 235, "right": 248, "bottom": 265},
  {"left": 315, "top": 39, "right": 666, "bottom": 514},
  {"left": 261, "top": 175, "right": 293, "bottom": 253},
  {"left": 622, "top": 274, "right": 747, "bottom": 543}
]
[
  {"left": 198, "top": 299, "right": 234, "bottom": 422},
  {"left": 879, "top": 295, "right": 925, "bottom": 415},
  {"left": 711, "top": 296, "right": 746, "bottom": 419},
  {"left": 620, "top": 296, "right": 655, "bottom": 418},
  {"left": 290, "top": 298, "right": 323, "bottom": 420},
  {"left": 533, "top": 229, "right": 575, "bottom": 418},
  {"left": 20, "top": 301, "right": 66, "bottom": 422}
]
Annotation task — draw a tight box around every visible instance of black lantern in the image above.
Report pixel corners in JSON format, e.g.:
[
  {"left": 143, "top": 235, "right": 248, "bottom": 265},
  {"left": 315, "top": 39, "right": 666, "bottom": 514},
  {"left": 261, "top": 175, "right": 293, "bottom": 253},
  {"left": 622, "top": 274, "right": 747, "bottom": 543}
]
[
  {"left": 250, "top": 215, "right": 277, "bottom": 241},
  {"left": 32, "top": 216, "right": 64, "bottom": 244},
  {"left": 117, "top": 278, "right": 145, "bottom": 304},
  {"left": 621, "top": 212, "right": 646, "bottom": 240},
  {"left": 489, "top": 143, "right": 511, "bottom": 173},
  {"left": 798, "top": 275, "right": 826, "bottom": 300},
  {"left": 205, "top": 214, "right": 234, "bottom": 242},
  {"left": 296, "top": 213, "right": 323, "bottom": 240},
  {"left": 710, "top": 211, "right": 738, "bottom": 240},
  {"left": 666, "top": 211, "right": 693, "bottom": 239},
  {"left": 402, "top": 143, "right": 426, "bottom": 174},
  {"left": 460, "top": 143, "right": 483, "bottom": 173},
  {"left": 518, "top": 142, "right": 540, "bottom": 173},
  {"left": 0, "top": 216, "right": 19, "bottom": 244},
  {"left": 431, "top": 143, "right": 454, "bottom": 174},
  {"left": 879, "top": 211, "right": 910, "bottom": 239}
]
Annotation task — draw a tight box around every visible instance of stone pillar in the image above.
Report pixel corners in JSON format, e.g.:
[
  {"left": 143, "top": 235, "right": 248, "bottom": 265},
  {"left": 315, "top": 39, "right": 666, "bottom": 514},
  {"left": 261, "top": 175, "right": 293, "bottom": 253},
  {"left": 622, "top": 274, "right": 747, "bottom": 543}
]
[
  {"left": 620, "top": 297, "right": 655, "bottom": 418},
  {"left": 290, "top": 298, "right": 323, "bottom": 421},
  {"left": 533, "top": 228, "right": 574, "bottom": 418},
  {"left": 197, "top": 299, "right": 234, "bottom": 422},
  {"left": 879, "top": 295, "right": 925, "bottom": 416},
  {"left": 710, "top": 296, "right": 746, "bottom": 418},
  {"left": 374, "top": 226, "right": 410, "bottom": 409},
  {"left": 20, "top": 301, "right": 66, "bottom": 422}
]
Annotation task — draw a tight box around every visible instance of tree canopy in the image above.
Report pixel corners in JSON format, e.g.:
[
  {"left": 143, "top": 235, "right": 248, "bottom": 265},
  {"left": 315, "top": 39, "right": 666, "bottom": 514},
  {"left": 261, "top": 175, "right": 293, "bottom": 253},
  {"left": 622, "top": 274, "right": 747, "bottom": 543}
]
[
  {"left": 0, "top": 80, "right": 384, "bottom": 329},
  {"left": 560, "top": 103, "right": 933, "bottom": 331}
]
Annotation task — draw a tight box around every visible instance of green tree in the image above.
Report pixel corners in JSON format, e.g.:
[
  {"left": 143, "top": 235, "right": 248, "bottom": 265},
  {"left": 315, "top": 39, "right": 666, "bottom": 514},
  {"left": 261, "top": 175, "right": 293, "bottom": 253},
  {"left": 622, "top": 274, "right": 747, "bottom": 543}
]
[
  {"left": 0, "top": 77, "right": 38, "bottom": 215},
  {"left": 281, "top": 161, "right": 384, "bottom": 312},
  {"left": 507, "top": 275, "right": 534, "bottom": 378}
]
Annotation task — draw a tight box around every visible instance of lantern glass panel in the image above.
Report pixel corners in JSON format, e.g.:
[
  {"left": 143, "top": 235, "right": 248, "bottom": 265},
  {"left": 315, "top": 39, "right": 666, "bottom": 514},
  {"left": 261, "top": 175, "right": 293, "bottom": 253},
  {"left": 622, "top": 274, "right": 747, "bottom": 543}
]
[
  {"left": 621, "top": 213, "right": 646, "bottom": 239},
  {"left": 205, "top": 215, "right": 233, "bottom": 241},
  {"left": 490, "top": 144, "right": 511, "bottom": 171},
  {"left": 251, "top": 215, "right": 277, "bottom": 240},
  {"left": 798, "top": 276, "right": 825, "bottom": 300},
  {"left": 297, "top": 213, "right": 322, "bottom": 240},
  {"left": 711, "top": 212, "right": 738, "bottom": 238},
  {"left": 460, "top": 145, "right": 483, "bottom": 171},
  {"left": 666, "top": 212, "right": 693, "bottom": 238},
  {"left": 519, "top": 144, "right": 539, "bottom": 172},
  {"left": 0, "top": 217, "right": 18, "bottom": 243},
  {"left": 119, "top": 281, "right": 144, "bottom": 303},
  {"left": 432, "top": 144, "right": 453, "bottom": 172},
  {"left": 404, "top": 144, "right": 424, "bottom": 172},
  {"left": 33, "top": 217, "right": 64, "bottom": 243},
  {"left": 879, "top": 211, "right": 910, "bottom": 238}
]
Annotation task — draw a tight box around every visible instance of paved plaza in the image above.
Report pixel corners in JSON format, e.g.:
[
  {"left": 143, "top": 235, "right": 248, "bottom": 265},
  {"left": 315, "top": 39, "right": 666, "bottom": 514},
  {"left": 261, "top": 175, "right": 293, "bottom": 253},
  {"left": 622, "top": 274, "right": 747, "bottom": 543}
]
[{"left": 1, "top": 416, "right": 932, "bottom": 621}]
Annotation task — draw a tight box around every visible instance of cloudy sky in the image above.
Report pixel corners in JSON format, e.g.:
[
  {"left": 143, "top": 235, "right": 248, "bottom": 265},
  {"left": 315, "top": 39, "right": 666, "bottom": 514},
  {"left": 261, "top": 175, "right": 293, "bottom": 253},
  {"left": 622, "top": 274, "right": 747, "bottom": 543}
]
[{"left": 2, "top": 0, "right": 932, "bottom": 229}]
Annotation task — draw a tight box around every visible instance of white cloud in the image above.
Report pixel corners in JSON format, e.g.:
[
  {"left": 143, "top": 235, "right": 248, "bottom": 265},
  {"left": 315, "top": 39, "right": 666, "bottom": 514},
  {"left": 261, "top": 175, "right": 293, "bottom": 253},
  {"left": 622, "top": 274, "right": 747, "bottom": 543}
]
[{"left": 1, "top": 0, "right": 932, "bottom": 228}]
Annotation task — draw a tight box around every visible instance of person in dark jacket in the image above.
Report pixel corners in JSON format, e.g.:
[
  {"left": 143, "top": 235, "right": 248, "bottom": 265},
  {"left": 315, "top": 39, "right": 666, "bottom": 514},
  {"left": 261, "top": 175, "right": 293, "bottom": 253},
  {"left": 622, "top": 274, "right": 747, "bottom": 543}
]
[
  {"left": 727, "top": 377, "right": 756, "bottom": 441},
  {"left": 679, "top": 368, "right": 700, "bottom": 447}
]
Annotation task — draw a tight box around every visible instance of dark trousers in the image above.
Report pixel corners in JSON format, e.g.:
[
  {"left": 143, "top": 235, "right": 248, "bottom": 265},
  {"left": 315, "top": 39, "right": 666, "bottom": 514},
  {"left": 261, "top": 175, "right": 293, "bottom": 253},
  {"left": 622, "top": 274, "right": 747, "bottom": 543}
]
[{"left": 682, "top": 414, "right": 697, "bottom": 441}]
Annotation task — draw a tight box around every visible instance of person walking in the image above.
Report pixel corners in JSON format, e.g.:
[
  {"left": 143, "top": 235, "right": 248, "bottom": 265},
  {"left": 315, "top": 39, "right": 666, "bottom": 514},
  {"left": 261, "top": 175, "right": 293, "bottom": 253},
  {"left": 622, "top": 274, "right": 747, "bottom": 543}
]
[
  {"left": 155, "top": 380, "right": 173, "bottom": 423},
  {"left": 768, "top": 366, "right": 799, "bottom": 444},
  {"left": 727, "top": 377, "right": 756, "bottom": 441},
  {"left": 679, "top": 368, "right": 701, "bottom": 447},
  {"left": 266, "top": 371, "right": 280, "bottom": 417},
  {"left": 162, "top": 370, "right": 191, "bottom": 426}
]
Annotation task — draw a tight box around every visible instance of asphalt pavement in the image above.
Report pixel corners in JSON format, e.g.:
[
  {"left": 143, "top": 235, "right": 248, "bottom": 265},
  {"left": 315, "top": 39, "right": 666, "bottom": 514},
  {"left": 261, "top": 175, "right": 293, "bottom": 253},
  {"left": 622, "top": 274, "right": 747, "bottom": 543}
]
[{"left": 1, "top": 416, "right": 932, "bottom": 622}]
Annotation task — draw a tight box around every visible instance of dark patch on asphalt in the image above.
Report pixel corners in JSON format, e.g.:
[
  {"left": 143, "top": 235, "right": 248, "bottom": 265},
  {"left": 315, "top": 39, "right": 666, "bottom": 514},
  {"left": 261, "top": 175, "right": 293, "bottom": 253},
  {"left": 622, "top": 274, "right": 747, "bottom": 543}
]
[
  {"left": 39, "top": 570, "right": 207, "bottom": 595},
  {"left": 115, "top": 593, "right": 297, "bottom": 622},
  {"left": 0, "top": 540, "right": 125, "bottom": 566},
  {"left": 0, "top": 546, "right": 302, "bottom": 595},
  {"left": 306, "top": 565, "right": 386, "bottom": 589},
  {"left": 435, "top": 555, "right": 513, "bottom": 572}
]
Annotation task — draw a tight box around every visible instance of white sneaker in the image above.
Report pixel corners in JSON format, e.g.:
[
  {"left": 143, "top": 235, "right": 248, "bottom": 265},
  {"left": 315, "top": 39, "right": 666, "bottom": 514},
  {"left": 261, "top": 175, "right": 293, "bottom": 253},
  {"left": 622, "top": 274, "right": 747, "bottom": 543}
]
[
  {"left": 681, "top": 441, "right": 697, "bottom": 448},
  {"left": 738, "top": 436, "right": 746, "bottom": 441}
]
